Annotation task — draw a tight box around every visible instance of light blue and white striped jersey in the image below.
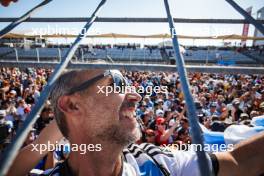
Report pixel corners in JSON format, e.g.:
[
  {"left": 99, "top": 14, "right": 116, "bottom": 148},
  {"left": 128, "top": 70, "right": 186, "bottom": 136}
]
[{"left": 39, "top": 143, "right": 217, "bottom": 176}]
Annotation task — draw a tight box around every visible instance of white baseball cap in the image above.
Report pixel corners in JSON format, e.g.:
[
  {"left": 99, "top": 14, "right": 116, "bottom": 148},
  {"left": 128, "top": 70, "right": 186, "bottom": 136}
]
[{"left": 156, "top": 109, "right": 164, "bottom": 117}]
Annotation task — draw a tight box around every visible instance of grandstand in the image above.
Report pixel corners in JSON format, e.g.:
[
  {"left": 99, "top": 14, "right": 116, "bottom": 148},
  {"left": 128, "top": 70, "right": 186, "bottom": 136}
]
[{"left": 0, "top": 45, "right": 262, "bottom": 65}]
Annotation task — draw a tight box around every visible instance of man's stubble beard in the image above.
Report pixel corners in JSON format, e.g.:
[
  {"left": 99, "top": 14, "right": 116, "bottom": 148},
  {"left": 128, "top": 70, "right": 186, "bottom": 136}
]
[
  {"left": 96, "top": 122, "right": 141, "bottom": 147},
  {"left": 96, "top": 101, "right": 141, "bottom": 147}
]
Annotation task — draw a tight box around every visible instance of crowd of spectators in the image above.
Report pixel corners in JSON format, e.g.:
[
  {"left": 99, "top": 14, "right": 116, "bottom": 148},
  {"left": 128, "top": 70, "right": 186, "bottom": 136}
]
[
  {"left": 236, "top": 44, "right": 264, "bottom": 54},
  {"left": 122, "top": 71, "right": 264, "bottom": 147},
  {"left": 0, "top": 68, "right": 53, "bottom": 148},
  {"left": 0, "top": 67, "right": 264, "bottom": 171}
]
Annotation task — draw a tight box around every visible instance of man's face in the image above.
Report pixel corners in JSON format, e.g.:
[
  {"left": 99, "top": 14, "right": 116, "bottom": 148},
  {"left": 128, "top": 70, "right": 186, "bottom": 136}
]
[
  {"left": 140, "top": 105, "right": 146, "bottom": 111},
  {"left": 66, "top": 70, "right": 142, "bottom": 146},
  {"left": 157, "top": 123, "right": 166, "bottom": 132},
  {"left": 143, "top": 113, "right": 150, "bottom": 122},
  {"left": 146, "top": 133, "right": 155, "bottom": 144},
  {"left": 19, "top": 100, "right": 25, "bottom": 107},
  {"left": 210, "top": 106, "right": 216, "bottom": 112}
]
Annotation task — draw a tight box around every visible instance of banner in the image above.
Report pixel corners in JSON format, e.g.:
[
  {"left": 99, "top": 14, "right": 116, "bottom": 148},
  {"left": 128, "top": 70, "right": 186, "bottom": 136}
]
[{"left": 241, "top": 6, "right": 252, "bottom": 46}]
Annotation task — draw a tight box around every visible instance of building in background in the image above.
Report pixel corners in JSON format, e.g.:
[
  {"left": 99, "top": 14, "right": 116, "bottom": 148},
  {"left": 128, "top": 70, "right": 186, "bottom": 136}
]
[
  {"left": 253, "top": 6, "right": 264, "bottom": 46},
  {"left": 241, "top": 7, "right": 252, "bottom": 47}
]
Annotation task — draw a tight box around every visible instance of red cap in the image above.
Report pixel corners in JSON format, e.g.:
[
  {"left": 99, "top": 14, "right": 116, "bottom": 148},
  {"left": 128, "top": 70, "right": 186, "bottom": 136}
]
[
  {"left": 156, "top": 117, "right": 165, "bottom": 125},
  {"left": 24, "top": 107, "right": 31, "bottom": 113}
]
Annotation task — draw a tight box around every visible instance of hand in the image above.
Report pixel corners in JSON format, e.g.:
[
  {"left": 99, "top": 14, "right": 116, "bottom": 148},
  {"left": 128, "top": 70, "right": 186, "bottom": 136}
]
[
  {"left": 6, "top": 120, "right": 63, "bottom": 176},
  {"left": 172, "top": 120, "right": 179, "bottom": 129}
]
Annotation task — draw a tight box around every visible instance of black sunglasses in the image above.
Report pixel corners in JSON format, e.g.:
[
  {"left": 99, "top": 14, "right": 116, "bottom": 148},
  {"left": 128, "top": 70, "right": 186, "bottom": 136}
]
[
  {"left": 157, "top": 123, "right": 166, "bottom": 126},
  {"left": 146, "top": 134, "right": 155, "bottom": 137},
  {"left": 66, "top": 70, "right": 128, "bottom": 95}
]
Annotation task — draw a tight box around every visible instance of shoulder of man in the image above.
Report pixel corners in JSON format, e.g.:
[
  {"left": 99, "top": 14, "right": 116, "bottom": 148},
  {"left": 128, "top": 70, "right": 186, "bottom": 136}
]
[
  {"left": 35, "top": 161, "right": 72, "bottom": 176},
  {"left": 123, "top": 143, "right": 218, "bottom": 176}
]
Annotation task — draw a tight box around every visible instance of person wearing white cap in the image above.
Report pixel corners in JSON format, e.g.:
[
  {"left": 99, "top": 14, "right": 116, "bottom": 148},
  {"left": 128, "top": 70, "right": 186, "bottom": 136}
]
[
  {"left": 155, "top": 109, "right": 164, "bottom": 118},
  {"left": 205, "top": 102, "right": 221, "bottom": 118},
  {"left": 144, "top": 96, "right": 154, "bottom": 109},
  {"left": 156, "top": 99, "right": 164, "bottom": 110},
  {"left": 16, "top": 99, "right": 27, "bottom": 122},
  {"left": 163, "top": 93, "right": 174, "bottom": 112},
  {"left": 10, "top": 90, "right": 17, "bottom": 95}
]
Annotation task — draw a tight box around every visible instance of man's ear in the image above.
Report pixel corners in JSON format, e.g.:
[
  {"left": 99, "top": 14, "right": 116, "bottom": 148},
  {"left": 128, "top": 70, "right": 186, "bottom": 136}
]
[{"left": 57, "top": 95, "right": 80, "bottom": 115}]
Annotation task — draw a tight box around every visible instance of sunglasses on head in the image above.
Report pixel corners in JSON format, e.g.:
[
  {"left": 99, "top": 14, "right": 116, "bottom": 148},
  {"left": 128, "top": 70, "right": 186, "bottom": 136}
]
[{"left": 66, "top": 70, "right": 128, "bottom": 95}]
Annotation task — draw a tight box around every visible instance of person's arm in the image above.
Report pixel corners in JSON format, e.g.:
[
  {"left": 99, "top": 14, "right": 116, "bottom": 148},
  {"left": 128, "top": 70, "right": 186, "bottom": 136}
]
[
  {"left": 7, "top": 120, "right": 63, "bottom": 176},
  {"left": 219, "top": 107, "right": 228, "bottom": 120},
  {"left": 165, "top": 112, "right": 173, "bottom": 123},
  {"left": 231, "top": 107, "right": 237, "bottom": 122},
  {"left": 44, "top": 151, "right": 54, "bottom": 170},
  {"left": 160, "top": 122, "right": 178, "bottom": 142},
  {"left": 216, "top": 132, "right": 264, "bottom": 176},
  {"left": 0, "top": 88, "right": 6, "bottom": 101},
  {"left": 179, "top": 104, "right": 186, "bottom": 119}
]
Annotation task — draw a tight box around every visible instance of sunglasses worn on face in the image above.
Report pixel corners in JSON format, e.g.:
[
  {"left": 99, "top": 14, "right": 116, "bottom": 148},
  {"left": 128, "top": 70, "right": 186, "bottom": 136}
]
[
  {"left": 146, "top": 134, "right": 155, "bottom": 137},
  {"left": 158, "top": 123, "right": 166, "bottom": 126},
  {"left": 66, "top": 70, "right": 128, "bottom": 95}
]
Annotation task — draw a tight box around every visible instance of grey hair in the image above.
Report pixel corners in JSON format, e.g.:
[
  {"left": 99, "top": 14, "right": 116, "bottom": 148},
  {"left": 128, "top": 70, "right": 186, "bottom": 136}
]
[
  {"left": 50, "top": 60, "right": 108, "bottom": 138},
  {"left": 50, "top": 70, "right": 81, "bottom": 138}
]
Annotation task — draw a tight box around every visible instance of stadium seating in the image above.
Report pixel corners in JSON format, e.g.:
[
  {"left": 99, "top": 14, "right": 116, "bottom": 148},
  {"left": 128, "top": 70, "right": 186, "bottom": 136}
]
[{"left": 0, "top": 46, "right": 259, "bottom": 64}]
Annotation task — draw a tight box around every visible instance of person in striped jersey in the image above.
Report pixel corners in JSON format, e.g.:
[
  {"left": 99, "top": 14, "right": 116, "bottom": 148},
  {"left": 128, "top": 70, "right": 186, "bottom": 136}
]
[{"left": 8, "top": 69, "right": 264, "bottom": 176}]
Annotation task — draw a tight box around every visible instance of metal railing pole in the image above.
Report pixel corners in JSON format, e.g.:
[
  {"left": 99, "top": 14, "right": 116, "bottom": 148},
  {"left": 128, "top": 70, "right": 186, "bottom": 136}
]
[
  {"left": 0, "top": 61, "right": 263, "bottom": 74},
  {"left": 163, "top": 0, "right": 212, "bottom": 175},
  {"left": 0, "top": 0, "right": 107, "bottom": 175},
  {"left": 1, "top": 17, "right": 264, "bottom": 24},
  {"left": 14, "top": 48, "right": 18, "bottom": 62},
  {"left": 36, "top": 48, "right": 40, "bottom": 62},
  {"left": 225, "top": 0, "right": 264, "bottom": 35},
  {"left": 0, "top": 0, "right": 53, "bottom": 38},
  {"left": 58, "top": 48, "right": 62, "bottom": 62}
]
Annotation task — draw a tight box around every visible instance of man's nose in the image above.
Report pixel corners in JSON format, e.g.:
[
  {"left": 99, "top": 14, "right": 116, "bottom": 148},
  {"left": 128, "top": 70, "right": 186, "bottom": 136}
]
[{"left": 125, "top": 92, "right": 142, "bottom": 103}]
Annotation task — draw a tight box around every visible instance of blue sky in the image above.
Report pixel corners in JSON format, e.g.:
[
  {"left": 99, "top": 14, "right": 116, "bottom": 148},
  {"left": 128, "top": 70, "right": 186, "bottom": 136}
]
[{"left": 0, "top": 0, "right": 263, "bottom": 46}]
